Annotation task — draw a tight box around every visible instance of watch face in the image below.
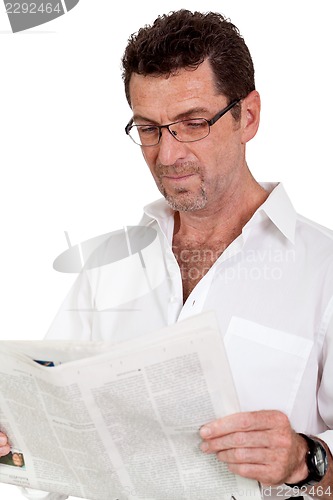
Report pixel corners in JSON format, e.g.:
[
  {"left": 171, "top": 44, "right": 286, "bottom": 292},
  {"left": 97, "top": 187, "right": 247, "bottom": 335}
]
[{"left": 313, "top": 442, "right": 328, "bottom": 477}]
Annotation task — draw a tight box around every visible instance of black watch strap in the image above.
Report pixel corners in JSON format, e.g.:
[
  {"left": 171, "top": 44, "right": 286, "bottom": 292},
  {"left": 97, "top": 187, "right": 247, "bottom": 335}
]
[{"left": 286, "top": 434, "right": 328, "bottom": 488}]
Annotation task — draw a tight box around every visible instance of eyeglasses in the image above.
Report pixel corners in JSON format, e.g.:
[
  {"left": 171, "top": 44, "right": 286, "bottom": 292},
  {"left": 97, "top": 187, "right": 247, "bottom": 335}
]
[{"left": 125, "top": 98, "right": 241, "bottom": 147}]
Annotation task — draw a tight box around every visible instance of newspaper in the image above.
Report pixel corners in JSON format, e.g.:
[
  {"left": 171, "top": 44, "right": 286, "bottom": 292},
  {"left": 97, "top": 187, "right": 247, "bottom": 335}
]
[{"left": 0, "top": 311, "right": 262, "bottom": 500}]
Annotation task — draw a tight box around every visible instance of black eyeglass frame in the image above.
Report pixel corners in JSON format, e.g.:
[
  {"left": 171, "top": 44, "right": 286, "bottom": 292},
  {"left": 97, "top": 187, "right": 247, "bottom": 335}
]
[{"left": 125, "top": 98, "right": 241, "bottom": 147}]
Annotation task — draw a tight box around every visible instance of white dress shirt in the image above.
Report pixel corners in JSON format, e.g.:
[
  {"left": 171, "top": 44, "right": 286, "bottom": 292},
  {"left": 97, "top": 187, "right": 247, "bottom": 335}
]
[{"left": 22, "top": 182, "right": 333, "bottom": 499}]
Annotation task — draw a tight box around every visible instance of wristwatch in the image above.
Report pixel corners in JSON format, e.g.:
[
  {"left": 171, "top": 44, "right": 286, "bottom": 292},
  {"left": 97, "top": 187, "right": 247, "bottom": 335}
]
[{"left": 286, "top": 434, "right": 328, "bottom": 487}]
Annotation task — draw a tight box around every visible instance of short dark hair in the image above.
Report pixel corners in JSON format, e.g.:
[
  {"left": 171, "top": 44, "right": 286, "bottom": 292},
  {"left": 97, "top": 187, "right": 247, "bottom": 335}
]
[{"left": 122, "top": 10, "right": 255, "bottom": 119}]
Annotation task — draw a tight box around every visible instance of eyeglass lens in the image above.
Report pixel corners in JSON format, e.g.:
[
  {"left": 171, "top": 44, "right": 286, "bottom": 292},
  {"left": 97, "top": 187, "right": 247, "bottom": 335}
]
[{"left": 130, "top": 118, "right": 210, "bottom": 146}]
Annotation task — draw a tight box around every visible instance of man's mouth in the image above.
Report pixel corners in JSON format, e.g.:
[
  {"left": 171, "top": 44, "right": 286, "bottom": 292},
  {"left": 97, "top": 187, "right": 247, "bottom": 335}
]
[{"left": 163, "top": 173, "right": 195, "bottom": 181}]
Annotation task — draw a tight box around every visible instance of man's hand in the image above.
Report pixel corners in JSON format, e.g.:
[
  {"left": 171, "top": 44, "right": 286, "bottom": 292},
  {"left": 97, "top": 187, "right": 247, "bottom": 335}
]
[
  {"left": 0, "top": 431, "right": 10, "bottom": 457},
  {"left": 199, "top": 410, "right": 309, "bottom": 485}
]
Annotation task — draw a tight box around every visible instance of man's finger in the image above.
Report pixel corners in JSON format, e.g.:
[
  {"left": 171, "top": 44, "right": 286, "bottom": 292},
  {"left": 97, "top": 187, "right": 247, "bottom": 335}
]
[
  {"left": 0, "top": 444, "right": 11, "bottom": 457},
  {"left": 215, "top": 446, "right": 280, "bottom": 464},
  {"left": 200, "top": 410, "right": 289, "bottom": 439},
  {"left": 0, "top": 432, "right": 11, "bottom": 457},
  {"left": 201, "top": 429, "right": 279, "bottom": 453},
  {"left": 0, "top": 432, "right": 8, "bottom": 446}
]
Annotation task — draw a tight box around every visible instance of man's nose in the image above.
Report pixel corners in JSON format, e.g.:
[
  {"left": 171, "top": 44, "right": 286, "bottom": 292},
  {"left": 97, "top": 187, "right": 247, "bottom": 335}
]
[{"left": 156, "top": 128, "right": 188, "bottom": 166}]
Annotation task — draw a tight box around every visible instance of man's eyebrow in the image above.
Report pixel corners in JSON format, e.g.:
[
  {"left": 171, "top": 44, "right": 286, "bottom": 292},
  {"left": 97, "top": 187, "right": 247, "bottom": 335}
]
[
  {"left": 132, "top": 114, "right": 159, "bottom": 124},
  {"left": 132, "top": 107, "right": 211, "bottom": 124},
  {"left": 174, "top": 107, "right": 211, "bottom": 120}
]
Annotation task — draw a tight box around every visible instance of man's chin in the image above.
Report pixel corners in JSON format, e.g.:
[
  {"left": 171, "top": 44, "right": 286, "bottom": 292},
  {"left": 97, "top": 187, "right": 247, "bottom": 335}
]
[{"left": 164, "top": 192, "right": 208, "bottom": 212}]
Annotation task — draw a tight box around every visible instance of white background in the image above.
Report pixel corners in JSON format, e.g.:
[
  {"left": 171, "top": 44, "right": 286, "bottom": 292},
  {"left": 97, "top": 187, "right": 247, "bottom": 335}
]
[{"left": 0, "top": 0, "right": 332, "bottom": 498}]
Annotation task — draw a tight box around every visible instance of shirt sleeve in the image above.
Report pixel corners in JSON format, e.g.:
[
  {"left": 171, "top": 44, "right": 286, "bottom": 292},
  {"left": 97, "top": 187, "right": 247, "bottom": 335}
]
[
  {"left": 317, "top": 298, "right": 333, "bottom": 453},
  {"left": 45, "top": 268, "right": 94, "bottom": 341}
]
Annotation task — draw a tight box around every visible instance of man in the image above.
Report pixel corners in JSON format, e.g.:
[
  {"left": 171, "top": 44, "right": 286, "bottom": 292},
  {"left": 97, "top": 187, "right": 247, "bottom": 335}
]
[{"left": 1, "top": 9, "right": 333, "bottom": 499}]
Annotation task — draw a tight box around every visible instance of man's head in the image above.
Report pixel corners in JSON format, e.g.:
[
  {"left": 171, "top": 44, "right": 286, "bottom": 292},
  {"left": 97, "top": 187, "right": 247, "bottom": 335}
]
[
  {"left": 122, "top": 10, "right": 260, "bottom": 214},
  {"left": 122, "top": 9, "right": 255, "bottom": 119}
]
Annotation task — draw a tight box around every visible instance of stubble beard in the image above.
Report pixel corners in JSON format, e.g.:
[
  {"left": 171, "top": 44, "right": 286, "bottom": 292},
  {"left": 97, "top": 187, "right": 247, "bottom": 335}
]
[
  {"left": 156, "top": 162, "right": 208, "bottom": 212},
  {"left": 163, "top": 185, "right": 208, "bottom": 212}
]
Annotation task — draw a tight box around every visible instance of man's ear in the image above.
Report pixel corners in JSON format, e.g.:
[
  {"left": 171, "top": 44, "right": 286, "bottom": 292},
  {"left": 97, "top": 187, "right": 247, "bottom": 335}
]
[{"left": 240, "top": 90, "right": 261, "bottom": 144}]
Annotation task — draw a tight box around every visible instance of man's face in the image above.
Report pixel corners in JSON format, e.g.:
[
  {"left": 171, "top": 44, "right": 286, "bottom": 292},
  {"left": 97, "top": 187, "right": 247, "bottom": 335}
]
[
  {"left": 12, "top": 453, "right": 23, "bottom": 466},
  {"left": 129, "top": 59, "right": 253, "bottom": 213}
]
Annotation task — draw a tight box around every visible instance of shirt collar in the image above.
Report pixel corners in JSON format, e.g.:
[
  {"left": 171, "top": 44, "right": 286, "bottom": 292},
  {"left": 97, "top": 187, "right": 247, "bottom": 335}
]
[
  {"left": 257, "top": 182, "right": 297, "bottom": 244},
  {"left": 142, "top": 198, "right": 175, "bottom": 239},
  {"left": 143, "top": 182, "right": 297, "bottom": 245}
]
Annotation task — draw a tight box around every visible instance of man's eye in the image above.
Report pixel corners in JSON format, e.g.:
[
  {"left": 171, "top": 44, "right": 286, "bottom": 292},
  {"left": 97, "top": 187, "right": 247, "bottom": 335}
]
[
  {"left": 184, "top": 120, "right": 206, "bottom": 128},
  {"left": 139, "top": 126, "right": 158, "bottom": 134}
]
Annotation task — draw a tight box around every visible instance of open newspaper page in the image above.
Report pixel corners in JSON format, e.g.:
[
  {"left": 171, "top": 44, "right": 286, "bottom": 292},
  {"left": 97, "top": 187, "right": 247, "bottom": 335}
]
[{"left": 0, "top": 311, "right": 262, "bottom": 500}]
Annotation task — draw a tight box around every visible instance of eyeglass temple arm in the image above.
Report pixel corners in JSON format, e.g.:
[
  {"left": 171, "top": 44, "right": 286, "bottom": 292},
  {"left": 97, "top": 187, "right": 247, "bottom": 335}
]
[
  {"left": 208, "top": 98, "right": 241, "bottom": 126},
  {"left": 125, "top": 118, "right": 134, "bottom": 135}
]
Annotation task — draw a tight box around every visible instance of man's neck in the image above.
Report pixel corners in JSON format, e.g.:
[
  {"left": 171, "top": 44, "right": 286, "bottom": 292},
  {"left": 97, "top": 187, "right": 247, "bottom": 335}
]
[
  {"left": 173, "top": 179, "right": 269, "bottom": 246},
  {"left": 171, "top": 176, "right": 269, "bottom": 303}
]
